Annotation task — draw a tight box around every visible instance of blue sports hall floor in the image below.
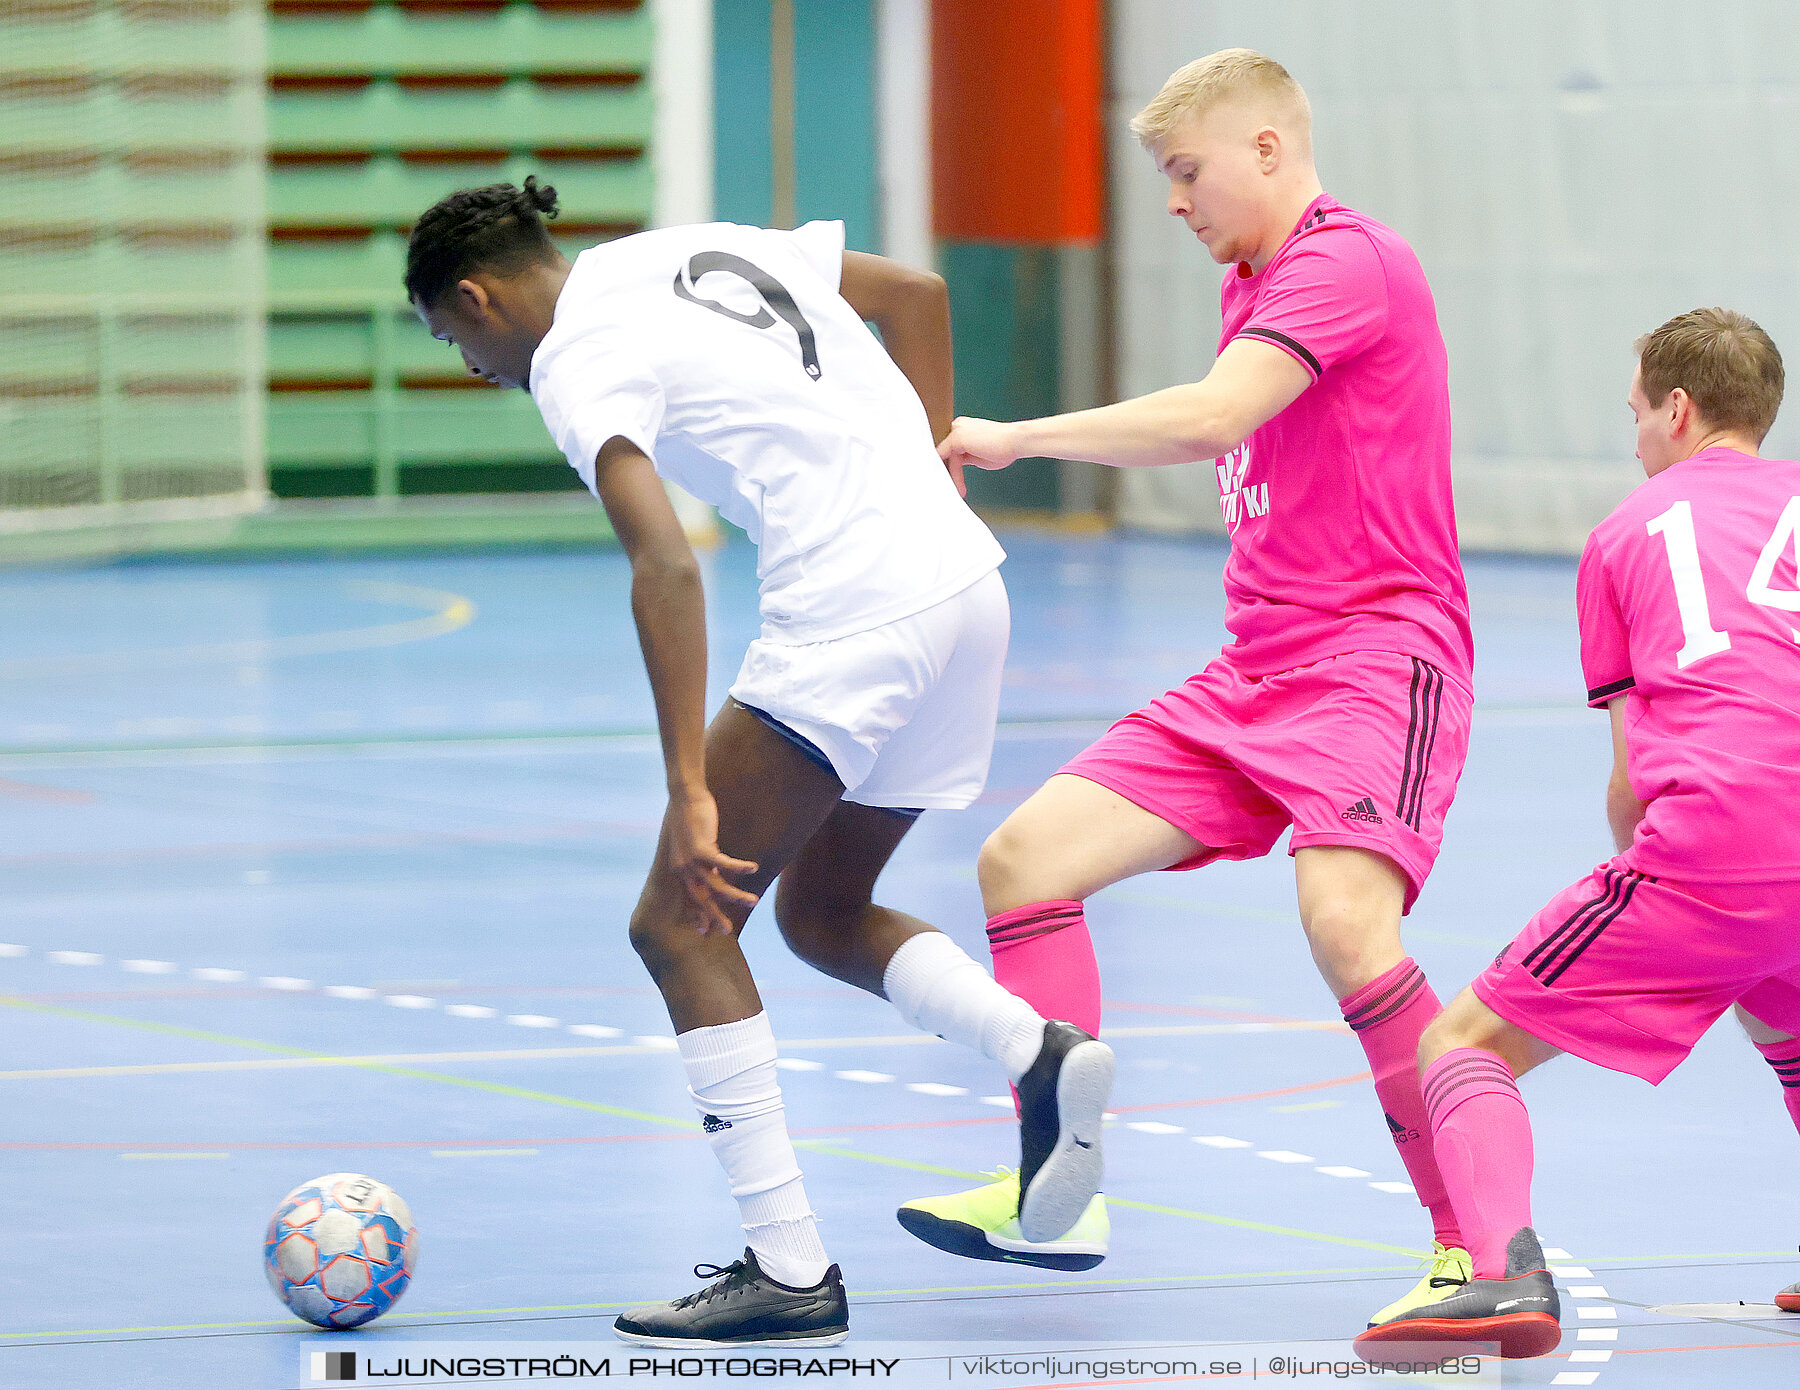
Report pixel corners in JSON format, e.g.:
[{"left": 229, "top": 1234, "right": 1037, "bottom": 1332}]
[{"left": 0, "top": 529, "right": 1794, "bottom": 1389}]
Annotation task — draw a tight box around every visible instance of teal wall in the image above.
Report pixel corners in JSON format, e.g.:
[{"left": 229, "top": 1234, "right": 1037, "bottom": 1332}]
[
  {"left": 713, "top": 0, "right": 877, "bottom": 253},
  {"left": 941, "top": 243, "right": 1062, "bottom": 510}
]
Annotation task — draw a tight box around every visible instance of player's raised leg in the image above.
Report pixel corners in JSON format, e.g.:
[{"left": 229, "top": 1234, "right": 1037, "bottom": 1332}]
[
  {"left": 896, "top": 773, "right": 1201, "bottom": 1267},
  {"left": 775, "top": 799, "right": 1114, "bottom": 1251},
  {"left": 1298, "top": 846, "right": 1473, "bottom": 1323},
  {"left": 1354, "top": 987, "right": 1564, "bottom": 1360},
  {"left": 614, "top": 702, "right": 852, "bottom": 1348}
]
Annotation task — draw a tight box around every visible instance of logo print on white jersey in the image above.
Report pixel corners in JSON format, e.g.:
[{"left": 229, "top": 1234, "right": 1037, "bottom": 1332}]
[{"left": 673, "top": 251, "right": 823, "bottom": 380}]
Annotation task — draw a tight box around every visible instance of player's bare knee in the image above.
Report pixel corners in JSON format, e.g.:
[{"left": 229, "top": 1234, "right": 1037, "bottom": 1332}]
[
  {"left": 772, "top": 881, "right": 853, "bottom": 970},
  {"left": 977, "top": 820, "right": 1038, "bottom": 912}
]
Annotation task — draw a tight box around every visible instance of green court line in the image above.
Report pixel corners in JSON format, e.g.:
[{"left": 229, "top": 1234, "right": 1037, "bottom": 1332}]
[
  {"left": 4, "top": 998, "right": 1426, "bottom": 1262},
  {"left": 0, "top": 1265, "right": 1433, "bottom": 1342}
]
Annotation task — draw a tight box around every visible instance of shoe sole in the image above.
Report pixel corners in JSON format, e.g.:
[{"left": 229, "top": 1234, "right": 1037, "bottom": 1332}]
[
  {"left": 1777, "top": 1291, "right": 1800, "bottom": 1313},
  {"left": 1353, "top": 1311, "right": 1562, "bottom": 1360},
  {"left": 894, "top": 1208, "right": 1105, "bottom": 1271},
  {"left": 613, "top": 1326, "right": 850, "bottom": 1349},
  {"left": 1018, "top": 1039, "right": 1114, "bottom": 1244}
]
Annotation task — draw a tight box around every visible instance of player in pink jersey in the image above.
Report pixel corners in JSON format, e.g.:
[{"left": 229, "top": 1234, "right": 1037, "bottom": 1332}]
[
  {"left": 896, "top": 50, "right": 1478, "bottom": 1323},
  {"left": 1357, "top": 308, "right": 1800, "bottom": 1360}
]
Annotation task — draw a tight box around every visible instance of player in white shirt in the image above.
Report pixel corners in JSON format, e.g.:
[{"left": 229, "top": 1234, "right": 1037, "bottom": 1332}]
[{"left": 405, "top": 178, "right": 1114, "bottom": 1347}]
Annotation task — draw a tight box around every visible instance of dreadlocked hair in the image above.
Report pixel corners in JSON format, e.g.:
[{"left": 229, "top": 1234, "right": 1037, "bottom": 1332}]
[{"left": 404, "top": 175, "right": 561, "bottom": 305}]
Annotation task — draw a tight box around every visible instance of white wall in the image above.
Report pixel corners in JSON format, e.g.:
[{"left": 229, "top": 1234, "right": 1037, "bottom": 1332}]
[{"left": 1110, "top": 0, "right": 1800, "bottom": 551}]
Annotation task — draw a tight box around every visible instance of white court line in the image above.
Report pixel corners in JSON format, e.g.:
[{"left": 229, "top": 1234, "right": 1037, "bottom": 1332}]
[
  {"left": 907, "top": 1082, "right": 967, "bottom": 1096},
  {"left": 324, "top": 985, "right": 375, "bottom": 1000},
  {"left": 774, "top": 1058, "right": 823, "bottom": 1071},
  {"left": 48, "top": 951, "right": 102, "bottom": 965},
  {"left": 1193, "top": 1136, "right": 1252, "bottom": 1148},
  {"left": 385, "top": 995, "right": 435, "bottom": 1009},
  {"left": 0, "top": 944, "right": 28, "bottom": 957},
  {"left": 507, "top": 1015, "right": 559, "bottom": 1028},
  {"left": 194, "top": 968, "right": 244, "bottom": 983},
  {"left": 446, "top": 1004, "right": 495, "bottom": 1019},
  {"left": 122, "top": 960, "right": 175, "bottom": 973},
  {"left": 835, "top": 1070, "right": 895, "bottom": 1084},
  {"left": 1257, "top": 1150, "right": 1314, "bottom": 1164},
  {"left": 1127, "top": 1122, "right": 1184, "bottom": 1135},
  {"left": 1315, "top": 1165, "right": 1371, "bottom": 1178},
  {"left": 261, "top": 977, "right": 311, "bottom": 991}
]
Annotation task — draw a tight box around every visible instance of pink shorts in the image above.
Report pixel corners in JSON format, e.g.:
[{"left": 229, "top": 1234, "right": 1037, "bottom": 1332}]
[
  {"left": 1060, "top": 650, "right": 1471, "bottom": 911},
  {"left": 1476, "top": 860, "right": 1800, "bottom": 1084}
]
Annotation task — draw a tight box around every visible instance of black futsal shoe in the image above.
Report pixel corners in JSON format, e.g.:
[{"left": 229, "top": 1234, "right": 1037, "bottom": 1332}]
[
  {"left": 1015, "top": 1019, "right": 1116, "bottom": 1243},
  {"left": 1354, "top": 1226, "right": 1562, "bottom": 1361},
  {"left": 612, "top": 1248, "right": 849, "bottom": 1348}
]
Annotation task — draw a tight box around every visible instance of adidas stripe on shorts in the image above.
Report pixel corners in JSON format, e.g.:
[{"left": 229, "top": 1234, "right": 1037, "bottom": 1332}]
[
  {"left": 1475, "top": 862, "right": 1800, "bottom": 1083},
  {"left": 1057, "top": 649, "right": 1472, "bottom": 912}
]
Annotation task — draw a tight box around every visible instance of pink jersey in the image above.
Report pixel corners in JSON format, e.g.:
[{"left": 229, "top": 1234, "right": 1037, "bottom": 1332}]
[
  {"left": 1215, "top": 195, "right": 1472, "bottom": 684},
  {"left": 1578, "top": 446, "right": 1800, "bottom": 880}
]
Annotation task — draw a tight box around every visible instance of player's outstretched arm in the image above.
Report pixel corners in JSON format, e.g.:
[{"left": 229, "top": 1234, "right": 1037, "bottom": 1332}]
[
  {"left": 940, "top": 337, "right": 1311, "bottom": 473},
  {"left": 592, "top": 435, "right": 758, "bottom": 932},
  {"left": 1603, "top": 698, "right": 1646, "bottom": 853}
]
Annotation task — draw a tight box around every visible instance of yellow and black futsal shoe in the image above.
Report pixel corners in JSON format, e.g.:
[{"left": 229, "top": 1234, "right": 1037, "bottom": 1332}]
[
  {"left": 1014, "top": 1019, "right": 1114, "bottom": 1242},
  {"left": 896, "top": 1168, "right": 1108, "bottom": 1271},
  {"left": 1366, "top": 1241, "right": 1472, "bottom": 1327},
  {"left": 612, "top": 1249, "right": 848, "bottom": 1348},
  {"left": 1355, "top": 1226, "right": 1562, "bottom": 1361}
]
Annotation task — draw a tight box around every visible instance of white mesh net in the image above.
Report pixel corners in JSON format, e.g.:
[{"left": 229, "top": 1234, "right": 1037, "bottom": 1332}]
[{"left": 0, "top": 0, "right": 266, "bottom": 543}]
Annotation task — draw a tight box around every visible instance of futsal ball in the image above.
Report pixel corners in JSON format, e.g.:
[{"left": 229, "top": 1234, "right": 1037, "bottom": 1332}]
[{"left": 264, "top": 1173, "right": 418, "bottom": 1328}]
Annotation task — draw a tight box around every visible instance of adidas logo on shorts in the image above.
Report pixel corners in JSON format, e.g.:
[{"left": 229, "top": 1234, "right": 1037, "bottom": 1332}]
[{"left": 1341, "top": 797, "right": 1383, "bottom": 825}]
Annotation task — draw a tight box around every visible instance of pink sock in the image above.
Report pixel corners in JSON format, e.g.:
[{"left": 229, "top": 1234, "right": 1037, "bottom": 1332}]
[
  {"left": 1422, "top": 1047, "right": 1534, "bottom": 1278},
  {"left": 1339, "top": 959, "right": 1463, "bottom": 1251},
  {"left": 985, "top": 900, "right": 1102, "bottom": 1037},
  {"left": 1753, "top": 1038, "right": 1800, "bottom": 1135}
]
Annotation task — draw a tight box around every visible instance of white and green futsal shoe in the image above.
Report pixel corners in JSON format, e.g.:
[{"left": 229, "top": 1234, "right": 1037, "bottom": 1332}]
[{"left": 897, "top": 1169, "right": 1108, "bottom": 1271}]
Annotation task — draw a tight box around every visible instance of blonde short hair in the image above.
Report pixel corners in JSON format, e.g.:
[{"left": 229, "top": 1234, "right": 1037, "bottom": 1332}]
[
  {"left": 1129, "top": 49, "right": 1311, "bottom": 150},
  {"left": 1636, "top": 308, "right": 1785, "bottom": 443}
]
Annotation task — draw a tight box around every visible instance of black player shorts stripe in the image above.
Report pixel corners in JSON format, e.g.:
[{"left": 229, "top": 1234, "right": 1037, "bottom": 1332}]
[
  {"left": 1520, "top": 868, "right": 1625, "bottom": 975},
  {"left": 1237, "top": 327, "right": 1322, "bottom": 378},
  {"left": 1406, "top": 662, "right": 1445, "bottom": 828},
  {"left": 1541, "top": 870, "right": 1648, "bottom": 986},
  {"left": 1395, "top": 659, "right": 1445, "bottom": 830},
  {"left": 1588, "top": 676, "right": 1636, "bottom": 703}
]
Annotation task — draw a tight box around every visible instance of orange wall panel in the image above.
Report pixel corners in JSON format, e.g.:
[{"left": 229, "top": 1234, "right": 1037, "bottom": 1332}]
[{"left": 931, "top": 0, "right": 1103, "bottom": 244}]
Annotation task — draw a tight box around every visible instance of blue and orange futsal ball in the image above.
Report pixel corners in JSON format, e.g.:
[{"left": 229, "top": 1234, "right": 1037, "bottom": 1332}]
[{"left": 264, "top": 1173, "right": 418, "bottom": 1328}]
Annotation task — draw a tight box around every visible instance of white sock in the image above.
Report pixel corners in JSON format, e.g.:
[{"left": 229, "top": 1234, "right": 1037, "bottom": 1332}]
[
  {"left": 882, "top": 930, "right": 1046, "bottom": 1082},
  {"left": 678, "top": 1013, "right": 830, "bottom": 1289}
]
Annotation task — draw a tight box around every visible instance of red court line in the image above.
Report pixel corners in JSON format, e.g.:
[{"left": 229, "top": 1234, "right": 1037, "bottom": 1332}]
[{"left": 0, "top": 1071, "right": 1374, "bottom": 1150}]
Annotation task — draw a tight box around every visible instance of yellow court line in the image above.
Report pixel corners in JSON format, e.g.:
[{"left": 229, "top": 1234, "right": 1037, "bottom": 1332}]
[
  {"left": 0, "top": 580, "right": 474, "bottom": 681},
  {"left": 0, "top": 996, "right": 1413, "bottom": 1258},
  {"left": 0, "top": 1020, "right": 1347, "bottom": 1080}
]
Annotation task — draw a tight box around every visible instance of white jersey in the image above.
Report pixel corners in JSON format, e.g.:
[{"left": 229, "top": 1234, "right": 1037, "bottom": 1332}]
[{"left": 530, "top": 220, "right": 1005, "bottom": 644}]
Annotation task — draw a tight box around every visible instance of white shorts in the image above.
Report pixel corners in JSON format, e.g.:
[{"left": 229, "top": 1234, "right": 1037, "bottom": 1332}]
[{"left": 727, "top": 568, "right": 1008, "bottom": 810}]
